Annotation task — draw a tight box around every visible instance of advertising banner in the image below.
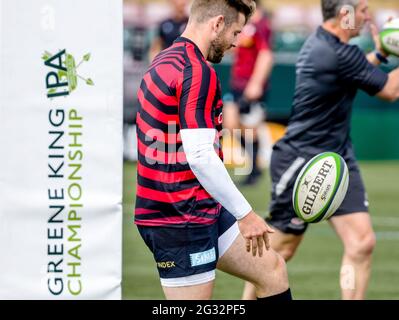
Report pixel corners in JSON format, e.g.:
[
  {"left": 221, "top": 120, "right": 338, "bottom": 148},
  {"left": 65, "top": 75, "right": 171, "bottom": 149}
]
[{"left": 0, "top": 0, "right": 123, "bottom": 299}]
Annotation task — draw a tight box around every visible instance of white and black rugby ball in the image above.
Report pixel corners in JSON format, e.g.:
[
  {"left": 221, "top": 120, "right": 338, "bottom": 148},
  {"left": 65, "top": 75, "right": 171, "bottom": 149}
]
[
  {"left": 380, "top": 18, "right": 399, "bottom": 57},
  {"left": 292, "top": 152, "right": 349, "bottom": 223}
]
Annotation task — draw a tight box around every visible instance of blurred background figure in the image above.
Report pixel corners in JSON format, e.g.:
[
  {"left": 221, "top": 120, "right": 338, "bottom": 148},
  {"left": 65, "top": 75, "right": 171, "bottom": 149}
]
[
  {"left": 223, "top": 0, "right": 274, "bottom": 186},
  {"left": 123, "top": 0, "right": 189, "bottom": 162},
  {"left": 123, "top": 0, "right": 399, "bottom": 300},
  {"left": 123, "top": 2, "right": 150, "bottom": 162},
  {"left": 148, "top": 0, "right": 189, "bottom": 62}
]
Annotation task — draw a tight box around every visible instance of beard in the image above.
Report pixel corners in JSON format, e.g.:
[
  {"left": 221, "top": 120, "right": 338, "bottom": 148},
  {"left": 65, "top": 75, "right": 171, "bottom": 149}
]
[{"left": 207, "top": 33, "right": 232, "bottom": 64}]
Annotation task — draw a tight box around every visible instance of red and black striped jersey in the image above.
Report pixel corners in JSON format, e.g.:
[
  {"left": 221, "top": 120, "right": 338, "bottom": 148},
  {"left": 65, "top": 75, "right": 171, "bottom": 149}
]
[{"left": 135, "top": 37, "right": 224, "bottom": 228}]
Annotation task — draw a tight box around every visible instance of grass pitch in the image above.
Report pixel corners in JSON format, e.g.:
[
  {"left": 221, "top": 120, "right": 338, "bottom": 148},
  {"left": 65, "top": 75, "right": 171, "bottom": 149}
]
[{"left": 122, "top": 161, "right": 399, "bottom": 299}]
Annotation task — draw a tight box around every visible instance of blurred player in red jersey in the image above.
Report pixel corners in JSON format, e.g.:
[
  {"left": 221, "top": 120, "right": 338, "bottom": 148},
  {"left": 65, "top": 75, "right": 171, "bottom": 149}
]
[
  {"left": 223, "top": 0, "right": 274, "bottom": 185},
  {"left": 134, "top": 0, "right": 291, "bottom": 300}
]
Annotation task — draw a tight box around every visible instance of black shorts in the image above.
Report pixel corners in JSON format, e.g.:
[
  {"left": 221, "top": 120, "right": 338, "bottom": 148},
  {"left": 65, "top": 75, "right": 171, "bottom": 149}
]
[
  {"left": 231, "top": 89, "right": 267, "bottom": 115},
  {"left": 137, "top": 208, "right": 237, "bottom": 283},
  {"left": 266, "top": 145, "right": 369, "bottom": 235}
]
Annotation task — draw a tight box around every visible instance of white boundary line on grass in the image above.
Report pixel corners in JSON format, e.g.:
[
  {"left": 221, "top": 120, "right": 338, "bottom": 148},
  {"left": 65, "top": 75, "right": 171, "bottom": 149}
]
[
  {"left": 375, "top": 231, "right": 399, "bottom": 240},
  {"left": 371, "top": 217, "right": 399, "bottom": 227},
  {"left": 258, "top": 211, "right": 399, "bottom": 240}
]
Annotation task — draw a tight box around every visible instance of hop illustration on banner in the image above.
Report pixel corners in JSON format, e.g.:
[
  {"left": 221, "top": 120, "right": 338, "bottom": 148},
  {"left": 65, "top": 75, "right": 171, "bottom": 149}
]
[{"left": 42, "top": 50, "right": 94, "bottom": 97}]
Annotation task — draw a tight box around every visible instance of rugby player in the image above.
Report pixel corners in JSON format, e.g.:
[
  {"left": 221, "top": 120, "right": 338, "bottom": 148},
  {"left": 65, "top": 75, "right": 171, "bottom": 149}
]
[
  {"left": 223, "top": 0, "right": 274, "bottom": 185},
  {"left": 135, "top": 0, "right": 291, "bottom": 300}
]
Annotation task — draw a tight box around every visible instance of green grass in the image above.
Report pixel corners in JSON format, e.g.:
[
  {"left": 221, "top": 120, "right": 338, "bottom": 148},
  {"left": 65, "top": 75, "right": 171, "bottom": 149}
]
[{"left": 122, "top": 161, "right": 399, "bottom": 300}]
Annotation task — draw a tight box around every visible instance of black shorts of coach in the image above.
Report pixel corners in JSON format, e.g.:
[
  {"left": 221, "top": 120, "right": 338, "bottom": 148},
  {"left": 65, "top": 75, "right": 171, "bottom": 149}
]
[{"left": 230, "top": 89, "right": 267, "bottom": 116}]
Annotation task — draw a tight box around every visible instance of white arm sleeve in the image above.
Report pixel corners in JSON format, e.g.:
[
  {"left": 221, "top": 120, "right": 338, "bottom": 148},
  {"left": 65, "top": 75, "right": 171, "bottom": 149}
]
[{"left": 180, "top": 128, "right": 252, "bottom": 220}]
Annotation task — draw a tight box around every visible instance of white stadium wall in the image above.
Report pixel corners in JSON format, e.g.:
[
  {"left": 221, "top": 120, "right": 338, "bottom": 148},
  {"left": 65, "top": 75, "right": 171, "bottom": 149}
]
[{"left": 0, "top": 0, "right": 123, "bottom": 299}]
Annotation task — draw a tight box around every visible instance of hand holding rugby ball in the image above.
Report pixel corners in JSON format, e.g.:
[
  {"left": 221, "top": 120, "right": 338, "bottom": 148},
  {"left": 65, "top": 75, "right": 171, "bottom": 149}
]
[
  {"left": 292, "top": 152, "right": 349, "bottom": 223},
  {"left": 380, "top": 18, "right": 399, "bottom": 57}
]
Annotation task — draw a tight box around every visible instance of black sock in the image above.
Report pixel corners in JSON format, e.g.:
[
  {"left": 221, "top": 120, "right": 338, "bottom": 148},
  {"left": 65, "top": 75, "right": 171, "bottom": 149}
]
[
  {"left": 240, "top": 136, "right": 260, "bottom": 176},
  {"left": 251, "top": 140, "right": 259, "bottom": 175},
  {"left": 257, "top": 288, "right": 292, "bottom": 301},
  {"left": 239, "top": 135, "right": 246, "bottom": 152}
]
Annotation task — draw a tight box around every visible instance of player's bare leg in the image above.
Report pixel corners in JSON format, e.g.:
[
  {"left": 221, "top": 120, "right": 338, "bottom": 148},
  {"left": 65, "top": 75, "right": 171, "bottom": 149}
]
[
  {"left": 162, "top": 281, "right": 214, "bottom": 300},
  {"left": 329, "top": 212, "right": 376, "bottom": 300},
  {"left": 222, "top": 102, "right": 240, "bottom": 132},
  {"left": 241, "top": 229, "right": 303, "bottom": 299},
  {"left": 217, "top": 232, "right": 289, "bottom": 298}
]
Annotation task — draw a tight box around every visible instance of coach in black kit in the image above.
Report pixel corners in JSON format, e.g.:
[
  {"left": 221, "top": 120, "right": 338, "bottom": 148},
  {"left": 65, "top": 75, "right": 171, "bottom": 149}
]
[{"left": 243, "top": 0, "right": 399, "bottom": 300}]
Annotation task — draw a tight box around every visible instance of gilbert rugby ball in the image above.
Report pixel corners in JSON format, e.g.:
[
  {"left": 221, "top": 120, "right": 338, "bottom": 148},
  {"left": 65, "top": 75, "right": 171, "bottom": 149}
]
[
  {"left": 292, "top": 152, "right": 349, "bottom": 223},
  {"left": 380, "top": 18, "right": 399, "bottom": 57}
]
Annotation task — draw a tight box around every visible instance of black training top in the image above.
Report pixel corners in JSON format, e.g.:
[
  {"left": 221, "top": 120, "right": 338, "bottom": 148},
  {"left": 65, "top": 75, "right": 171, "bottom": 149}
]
[
  {"left": 158, "top": 17, "right": 188, "bottom": 50},
  {"left": 276, "top": 26, "right": 388, "bottom": 156}
]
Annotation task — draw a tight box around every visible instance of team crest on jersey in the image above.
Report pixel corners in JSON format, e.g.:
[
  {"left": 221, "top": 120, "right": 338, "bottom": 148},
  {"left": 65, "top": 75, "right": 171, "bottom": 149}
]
[{"left": 217, "top": 112, "right": 223, "bottom": 124}]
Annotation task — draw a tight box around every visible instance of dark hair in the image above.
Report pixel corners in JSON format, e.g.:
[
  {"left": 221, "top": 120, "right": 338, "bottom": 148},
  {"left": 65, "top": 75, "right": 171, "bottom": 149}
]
[
  {"left": 321, "top": 0, "right": 359, "bottom": 21},
  {"left": 190, "top": 0, "right": 256, "bottom": 26}
]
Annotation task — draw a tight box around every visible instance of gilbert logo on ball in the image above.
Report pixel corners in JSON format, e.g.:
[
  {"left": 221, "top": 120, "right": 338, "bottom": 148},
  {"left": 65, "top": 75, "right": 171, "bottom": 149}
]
[
  {"left": 292, "top": 152, "right": 349, "bottom": 223},
  {"left": 380, "top": 18, "right": 399, "bottom": 57}
]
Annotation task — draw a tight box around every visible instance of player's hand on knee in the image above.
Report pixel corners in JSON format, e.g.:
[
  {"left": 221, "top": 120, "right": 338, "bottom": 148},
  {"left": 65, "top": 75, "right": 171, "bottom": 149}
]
[{"left": 238, "top": 211, "right": 275, "bottom": 257}]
